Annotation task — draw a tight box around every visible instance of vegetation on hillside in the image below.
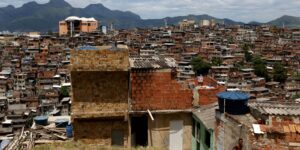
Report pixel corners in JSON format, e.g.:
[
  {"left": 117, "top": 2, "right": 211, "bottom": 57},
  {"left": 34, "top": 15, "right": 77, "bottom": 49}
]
[
  {"left": 273, "top": 62, "right": 288, "bottom": 83},
  {"left": 252, "top": 57, "right": 271, "bottom": 81},
  {"left": 191, "top": 57, "right": 211, "bottom": 75}
]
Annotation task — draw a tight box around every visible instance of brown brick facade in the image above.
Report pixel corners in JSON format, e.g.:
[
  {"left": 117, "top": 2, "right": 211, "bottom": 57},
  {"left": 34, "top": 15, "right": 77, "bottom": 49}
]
[
  {"left": 71, "top": 71, "right": 129, "bottom": 118},
  {"left": 73, "top": 118, "right": 129, "bottom": 146},
  {"left": 70, "top": 49, "right": 129, "bottom": 71},
  {"left": 71, "top": 48, "right": 130, "bottom": 146},
  {"left": 131, "top": 69, "right": 193, "bottom": 110}
]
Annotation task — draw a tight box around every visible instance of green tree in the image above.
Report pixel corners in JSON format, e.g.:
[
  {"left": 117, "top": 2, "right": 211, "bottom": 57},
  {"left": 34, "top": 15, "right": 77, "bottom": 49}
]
[
  {"left": 273, "top": 62, "right": 287, "bottom": 83},
  {"left": 244, "top": 50, "right": 253, "bottom": 62},
  {"left": 211, "top": 57, "right": 222, "bottom": 66},
  {"left": 252, "top": 57, "right": 270, "bottom": 81},
  {"left": 234, "top": 61, "right": 245, "bottom": 70},
  {"left": 191, "top": 57, "right": 211, "bottom": 75},
  {"left": 293, "top": 94, "right": 300, "bottom": 99},
  {"left": 292, "top": 72, "right": 300, "bottom": 81},
  {"left": 228, "top": 36, "right": 234, "bottom": 44},
  {"left": 60, "top": 86, "right": 69, "bottom": 97},
  {"left": 242, "top": 44, "right": 250, "bottom": 51},
  {"left": 252, "top": 56, "right": 264, "bottom": 65},
  {"left": 241, "top": 43, "right": 254, "bottom": 51}
]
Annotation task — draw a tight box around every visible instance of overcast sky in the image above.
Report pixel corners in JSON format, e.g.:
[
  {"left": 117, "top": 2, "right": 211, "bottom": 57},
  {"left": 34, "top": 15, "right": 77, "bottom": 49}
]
[{"left": 0, "top": 0, "right": 299, "bottom": 22}]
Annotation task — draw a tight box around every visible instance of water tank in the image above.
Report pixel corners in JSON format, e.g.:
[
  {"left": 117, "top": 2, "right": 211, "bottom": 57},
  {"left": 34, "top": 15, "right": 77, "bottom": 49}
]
[
  {"left": 217, "top": 91, "right": 250, "bottom": 115},
  {"left": 66, "top": 124, "right": 73, "bottom": 138},
  {"left": 34, "top": 116, "right": 48, "bottom": 126}
]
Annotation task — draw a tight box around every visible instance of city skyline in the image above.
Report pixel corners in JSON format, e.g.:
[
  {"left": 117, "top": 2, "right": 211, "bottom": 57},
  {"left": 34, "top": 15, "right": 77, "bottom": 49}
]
[{"left": 0, "top": 0, "right": 299, "bottom": 23}]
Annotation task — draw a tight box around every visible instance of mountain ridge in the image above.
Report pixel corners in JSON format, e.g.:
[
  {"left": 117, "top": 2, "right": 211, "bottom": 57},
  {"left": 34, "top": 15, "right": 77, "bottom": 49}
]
[
  {"left": 267, "top": 15, "right": 300, "bottom": 28},
  {"left": 0, "top": 0, "right": 299, "bottom": 32}
]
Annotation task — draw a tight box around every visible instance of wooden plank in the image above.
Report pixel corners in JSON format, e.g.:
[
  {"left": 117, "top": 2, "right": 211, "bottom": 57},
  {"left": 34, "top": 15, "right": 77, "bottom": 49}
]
[
  {"left": 53, "top": 134, "right": 67, "bottom": 140},
  {"left": 34, "top": 140, "right": 66, "bottom": 144}
]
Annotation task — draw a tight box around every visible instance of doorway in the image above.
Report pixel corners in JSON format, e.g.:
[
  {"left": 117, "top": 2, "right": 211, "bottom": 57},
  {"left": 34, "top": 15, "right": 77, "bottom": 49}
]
[
  {"left": 170, "top": 120, "right": 183, "bottom": 150},
  {"left": 131, "top": 115, "right": 148, "bottom": 147},
  {"left": 112, "top": 129, "right": 124, "bottom": 146}
]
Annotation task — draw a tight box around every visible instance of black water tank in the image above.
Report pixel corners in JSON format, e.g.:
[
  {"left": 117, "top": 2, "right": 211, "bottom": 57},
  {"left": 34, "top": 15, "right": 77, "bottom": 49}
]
[{"left": 217, "top": 91, "right": 250, "bottom": 115}]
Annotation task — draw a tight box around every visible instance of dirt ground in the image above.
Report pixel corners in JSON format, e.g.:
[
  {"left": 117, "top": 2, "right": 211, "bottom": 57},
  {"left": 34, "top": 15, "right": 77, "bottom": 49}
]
[{"left": 33, "top": 141, "right": 165, "bottom": 150}]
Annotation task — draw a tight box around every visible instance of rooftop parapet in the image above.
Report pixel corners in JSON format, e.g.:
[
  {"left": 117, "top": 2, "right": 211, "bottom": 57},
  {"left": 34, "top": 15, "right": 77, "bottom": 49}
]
[{"left": 70, "top": 45, "right": 129, "bottom": 71}]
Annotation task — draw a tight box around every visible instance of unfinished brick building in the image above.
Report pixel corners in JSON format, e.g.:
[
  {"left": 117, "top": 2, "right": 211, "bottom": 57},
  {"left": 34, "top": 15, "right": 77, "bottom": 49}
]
[
  {"left": 129, "top": 56, "right": 193, "bottom": 150},
  {"left": 70, "top": 52, "right": 194, "bottom": 149},
  {"left": 70, "top": 45, "right": 130, "bottom": 146}
]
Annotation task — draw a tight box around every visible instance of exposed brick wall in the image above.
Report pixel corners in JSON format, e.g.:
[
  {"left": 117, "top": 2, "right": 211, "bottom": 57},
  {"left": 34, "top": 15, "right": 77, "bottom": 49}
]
[
  {"left": 73, "top": 118, "right": 129, "bottom": 147},
  {"left": 131, "top": 69, "right": 192, "bottom": 110},
  {"left": 71, "top": 71, "right": 129, "bottom": 117},
  {"left": 37, "top": 71, "right": 55, "bottom": 78},
  {"left": 70, "top": 49, "right": 129, "bottom": 71},
  {"left": 34, "top": 53, "right": 47, "bottom": 64},
  {"left": 198, "top": 87, "right": 225, "bottom": 105},
  {"left": 188, "top": 76, "right": 225, "bottom": 105},
  {"left": 198, "top": 76, "right": 225, "bottom": 105},
  {"left": 70, "top": 49, "right": 130, "bottom": 145}
]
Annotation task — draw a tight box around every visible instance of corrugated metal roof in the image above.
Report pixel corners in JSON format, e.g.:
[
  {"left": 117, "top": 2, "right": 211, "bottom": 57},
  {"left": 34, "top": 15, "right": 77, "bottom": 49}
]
[
  {"left": 75, "top": 45, "right": 128, "bottom": 51},
  {"left": 76, "top": 46, "right": 98, "bottom": 50},
  {"left": 193, "top": 104, "right": 218, "bottom": 130},
  {"left": 249, "top": 102, "right": 300, "bottom": 116},
  {"left": 129, "top": 55, "right": 177, "bottom": 69}
]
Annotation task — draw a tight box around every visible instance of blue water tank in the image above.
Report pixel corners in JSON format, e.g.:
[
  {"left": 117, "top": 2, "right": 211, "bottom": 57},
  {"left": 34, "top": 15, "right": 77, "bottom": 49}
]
[
  {"left": 34, "top": 116, "right": 48, "bottom": 126},
  {"left": 66, "top": 124, "right": 73, "bottom": 138},
  {"left": 217, "top": 91, "right": 250, "bottom": 115}
]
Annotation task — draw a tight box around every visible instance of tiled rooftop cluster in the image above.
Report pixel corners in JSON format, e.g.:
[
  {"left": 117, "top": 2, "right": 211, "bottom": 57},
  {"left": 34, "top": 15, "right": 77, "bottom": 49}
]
[{"left": 0, "top": 18, "right": 299, "bottom": 149}]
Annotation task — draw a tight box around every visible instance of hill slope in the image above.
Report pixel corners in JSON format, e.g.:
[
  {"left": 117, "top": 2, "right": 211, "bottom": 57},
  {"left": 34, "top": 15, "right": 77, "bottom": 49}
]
[
  {"left": 0, "top": 0, "right": 244, "bottom": 31},
  {"left": 268, "top": 15, "right": 300, "bottom": 28},
  {"left": 0, "top": 0, "right": 299, "bottom": 31}
]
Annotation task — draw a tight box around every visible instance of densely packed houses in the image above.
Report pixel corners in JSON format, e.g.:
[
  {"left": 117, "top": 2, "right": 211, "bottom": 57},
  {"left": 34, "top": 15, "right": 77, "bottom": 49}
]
[{"left": 0, "top": 19, "right": 299, "bottom": 149}]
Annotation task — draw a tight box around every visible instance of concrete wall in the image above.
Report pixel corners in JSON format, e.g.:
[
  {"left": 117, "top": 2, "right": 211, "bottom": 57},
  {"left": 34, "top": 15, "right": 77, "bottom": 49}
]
[
  {"left": 80, "top": 21, "right": 89, "bottom": 33},
  {"left": 148, "top": 113, "right": 192, "bottom": 150},
  {"left": 215, "top": 116, "right": 252, "bottom": 150},
  {"left": 80, "top": 21, "right": 98, "bottom": 33},
  {"left": 59, "top": 21, "right": 68, "bottom": 36},
  {"left": 73, "top": 118, "right": 129, "bottom": 147}
]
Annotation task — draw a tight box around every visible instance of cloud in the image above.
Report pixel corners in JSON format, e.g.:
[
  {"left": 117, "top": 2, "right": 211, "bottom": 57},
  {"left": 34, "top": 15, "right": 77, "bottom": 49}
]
[{"left": 0, "top": 0, "right": 299, "bottom": 22}]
